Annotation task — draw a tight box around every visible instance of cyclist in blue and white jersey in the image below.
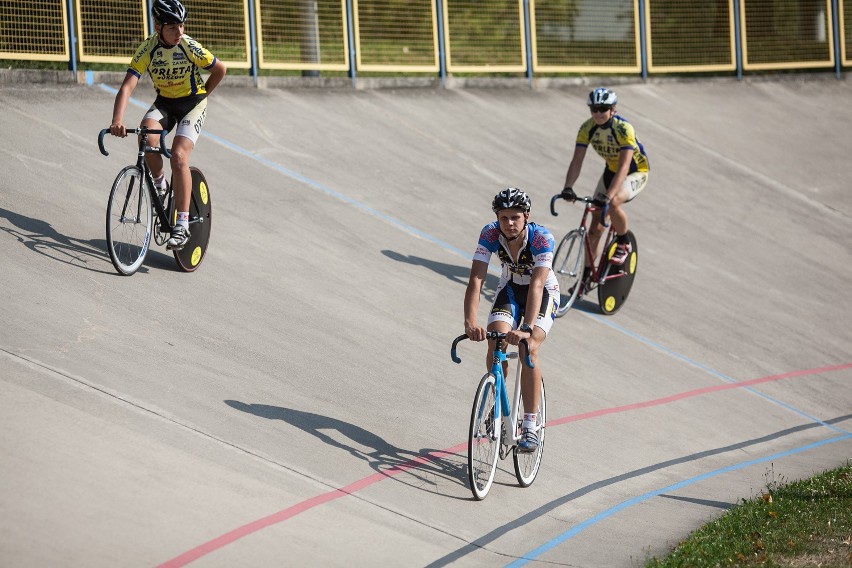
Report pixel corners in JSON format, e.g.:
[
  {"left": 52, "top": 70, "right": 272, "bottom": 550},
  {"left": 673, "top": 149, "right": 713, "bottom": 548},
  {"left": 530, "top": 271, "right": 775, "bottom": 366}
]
[
  {"left": 463, "top": 188, "right": 559, "bottom": 452},
  {"left": 109, "top": 0, "right": 226, "bottom": 250}
]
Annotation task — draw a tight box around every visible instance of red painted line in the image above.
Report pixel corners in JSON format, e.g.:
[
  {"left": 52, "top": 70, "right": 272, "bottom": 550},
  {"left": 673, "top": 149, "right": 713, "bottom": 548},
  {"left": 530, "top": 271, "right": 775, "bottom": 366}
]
[
  {"left": 547, "top": 363, "right": 852, "bottom": 428},
  {"left": 158, "top": 363, "right": 852, "bottom": 567}
]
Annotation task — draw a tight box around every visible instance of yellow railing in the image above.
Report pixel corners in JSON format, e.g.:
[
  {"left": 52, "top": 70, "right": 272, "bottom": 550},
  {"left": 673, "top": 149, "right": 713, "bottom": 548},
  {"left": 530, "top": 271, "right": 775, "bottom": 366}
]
[
  {"left": 2, "top": 0, "right": 850, "bottom": 75},
  {"left": 0, "top": 0, "right": 69, "bottom": 61}
]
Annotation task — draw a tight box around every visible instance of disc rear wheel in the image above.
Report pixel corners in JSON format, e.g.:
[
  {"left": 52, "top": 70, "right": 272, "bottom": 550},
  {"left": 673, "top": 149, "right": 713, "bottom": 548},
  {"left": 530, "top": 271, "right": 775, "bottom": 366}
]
[{"left": 173, "top": 166, "right": 212, "bottom": 272}]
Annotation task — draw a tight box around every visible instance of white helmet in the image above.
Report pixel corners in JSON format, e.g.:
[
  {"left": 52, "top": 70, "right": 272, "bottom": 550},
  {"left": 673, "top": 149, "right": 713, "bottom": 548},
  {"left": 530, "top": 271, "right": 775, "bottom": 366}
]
[{"left": 587, "top": 87, "right": 617, "bottom": 107}]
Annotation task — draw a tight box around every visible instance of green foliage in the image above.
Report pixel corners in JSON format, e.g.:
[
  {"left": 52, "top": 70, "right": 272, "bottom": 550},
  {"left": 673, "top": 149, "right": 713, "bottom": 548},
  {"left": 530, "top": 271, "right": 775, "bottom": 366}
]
[{"left": 646, "top": 462, "right": 852, "bottom": 567}]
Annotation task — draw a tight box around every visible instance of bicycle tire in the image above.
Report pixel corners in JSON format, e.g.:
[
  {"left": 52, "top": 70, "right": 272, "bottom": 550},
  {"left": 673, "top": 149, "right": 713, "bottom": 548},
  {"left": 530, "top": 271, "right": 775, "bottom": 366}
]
[
  {"left": 552, "top": 229, "right": 585, "bottom": 317},
  {"left": 173, "top": 167, "right": 212, "bottom": 272},
  {"left": 106, "top": 165, "right": 152, "bottom": 276},
  {"left": 468, "top": 373, "right": 500, "bottom": 500},
  {"left": 513, "top": 377, "right": 546, "bottom": 487},
  {"left": 597, "top": 230, "right": 638, "bottom": 315}
]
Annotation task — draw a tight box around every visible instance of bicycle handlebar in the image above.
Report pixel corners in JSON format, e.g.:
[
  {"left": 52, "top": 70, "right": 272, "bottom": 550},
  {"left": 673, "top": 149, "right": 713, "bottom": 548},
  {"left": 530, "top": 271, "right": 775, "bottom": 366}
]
[
  {"left": 451, "top": 332, "right": 535, "bottom": 369},
  {"left": 550, "top": 194, "right": 610, "bottom": 227},
  {"left": 98, "top": 127, "right": 172, "bottom": 159}
]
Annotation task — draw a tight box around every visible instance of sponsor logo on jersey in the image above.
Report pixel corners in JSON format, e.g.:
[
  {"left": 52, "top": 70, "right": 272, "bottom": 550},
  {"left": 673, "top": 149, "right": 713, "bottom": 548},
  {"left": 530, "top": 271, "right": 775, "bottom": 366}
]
[{"left": 480, "top": 225, "right": 499, "bottom": 244}]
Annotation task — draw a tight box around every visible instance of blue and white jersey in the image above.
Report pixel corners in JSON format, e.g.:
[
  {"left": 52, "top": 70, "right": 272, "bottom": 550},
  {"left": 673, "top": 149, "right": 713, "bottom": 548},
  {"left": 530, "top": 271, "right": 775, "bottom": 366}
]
[{"left": 473, "top": 222, "right": 559, "bottom": 293}]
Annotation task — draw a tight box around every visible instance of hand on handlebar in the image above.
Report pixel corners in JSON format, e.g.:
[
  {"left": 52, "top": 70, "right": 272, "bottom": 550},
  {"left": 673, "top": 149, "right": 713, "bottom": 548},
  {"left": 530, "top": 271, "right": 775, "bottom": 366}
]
[
  {"left": 109, "top": 123, "right": 127, "bottom": 138},
  {"left": 560, "top": 186, "right": 577, "bottom": 202},
  {"left": 464, "top": 323, "right": 486, "bottom": 342}
]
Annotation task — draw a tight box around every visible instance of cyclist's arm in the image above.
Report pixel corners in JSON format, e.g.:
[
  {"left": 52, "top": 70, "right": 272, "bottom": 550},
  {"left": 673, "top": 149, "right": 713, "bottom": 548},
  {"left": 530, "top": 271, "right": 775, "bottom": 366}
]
[
  {"left": 606, "top": 148, "right": 634, "bottom": 201},
  {"left": 110, "top": 72, "right": 140, "bottom": 138},
  {"left": 563, "top": 145, "right": 587, "bottom": 190},
  {"left": 204, "top": 60, "right": 227, "bottom": 95},
  {"left": 464, "top": 259, "right": 488, "bottom": 341}
]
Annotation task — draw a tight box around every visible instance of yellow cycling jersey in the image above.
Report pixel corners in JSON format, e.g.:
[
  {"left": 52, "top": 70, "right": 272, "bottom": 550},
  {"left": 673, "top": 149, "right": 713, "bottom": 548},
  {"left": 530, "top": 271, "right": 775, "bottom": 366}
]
[
  {"left": 128, "top": 34, "right": 217, "bottom": 99},
  {"left": 576, "top": 115, "right": 650, "bottom": 174}
]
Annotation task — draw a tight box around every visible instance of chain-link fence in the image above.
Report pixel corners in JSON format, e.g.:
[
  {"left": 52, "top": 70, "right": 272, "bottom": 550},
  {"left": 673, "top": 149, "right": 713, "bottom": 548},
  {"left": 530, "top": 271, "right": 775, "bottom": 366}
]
[{"left": 2, "top": 0, "right": 850, "bottom": 76}]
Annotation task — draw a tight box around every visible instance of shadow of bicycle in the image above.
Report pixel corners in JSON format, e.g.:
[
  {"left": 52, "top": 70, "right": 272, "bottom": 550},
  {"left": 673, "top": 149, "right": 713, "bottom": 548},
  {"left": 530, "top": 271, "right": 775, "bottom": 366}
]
[
  {"left": 381, "top": 250, "right": 500, "bottom": 301},
  {"left": 225, "top": 400, "right": 469, "bottom": 499},
  {"left": 0, "top": 207, "right": 176, "bottom": 274}
]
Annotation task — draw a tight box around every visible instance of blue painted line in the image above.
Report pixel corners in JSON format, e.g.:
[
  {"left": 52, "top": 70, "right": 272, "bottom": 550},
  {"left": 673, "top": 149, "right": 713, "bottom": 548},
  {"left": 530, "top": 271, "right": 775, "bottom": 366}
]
[
  {"left": 95, "top": 82, "right": 852, "bottom": 563},
  {"left": 95, "top": 82, "right": 481, "bottom": 268},
  {"left": 506, "top": 432, "right": 852, "bottom": 567}
]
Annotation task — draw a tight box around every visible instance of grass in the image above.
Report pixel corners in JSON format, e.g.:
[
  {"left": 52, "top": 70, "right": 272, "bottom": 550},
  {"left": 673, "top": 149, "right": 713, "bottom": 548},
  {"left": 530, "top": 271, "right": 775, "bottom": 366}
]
[{"left": 646, "top": 462, "right": 852, "bottom": 567}]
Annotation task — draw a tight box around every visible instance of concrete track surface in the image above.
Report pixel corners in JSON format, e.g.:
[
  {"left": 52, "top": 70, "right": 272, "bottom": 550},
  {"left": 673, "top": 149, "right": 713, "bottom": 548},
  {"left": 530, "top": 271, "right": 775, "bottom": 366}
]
[{"left": 1, "top": 77, "right": 851, "bottom": 567}]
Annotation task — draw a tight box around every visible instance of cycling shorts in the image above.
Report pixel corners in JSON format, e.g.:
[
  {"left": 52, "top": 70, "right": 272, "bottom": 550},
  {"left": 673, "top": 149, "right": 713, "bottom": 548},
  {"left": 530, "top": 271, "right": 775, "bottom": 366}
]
[
  {"left": 143, "top": 94, "right": 208, "bottom": 146},
  {"left": 487, "top": 281, "right": 558, "bottom": 336},
  {"left": 594, "top": 170, "right": 649, "bottom": 203}
]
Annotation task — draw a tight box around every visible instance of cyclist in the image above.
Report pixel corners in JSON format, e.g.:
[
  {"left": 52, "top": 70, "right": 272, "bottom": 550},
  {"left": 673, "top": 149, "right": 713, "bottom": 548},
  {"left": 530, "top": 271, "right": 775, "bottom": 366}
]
[
  {"left": 108, "top": 0, "right": 226, "bottom": 250},
  {"left": 463, "top": 188, "right": 559, "bottom": 452},
  {"left": 560, "top": 87, "right": 649, "bottom": 267}
]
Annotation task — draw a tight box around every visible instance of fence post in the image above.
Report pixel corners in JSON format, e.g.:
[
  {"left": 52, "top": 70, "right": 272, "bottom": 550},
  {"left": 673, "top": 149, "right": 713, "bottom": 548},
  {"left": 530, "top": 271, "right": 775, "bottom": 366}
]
[
  {"left": 66, "top": 0, "right": 78, "bottom": 73},
  {"left": 733, "top": 0, "right": 742, "bottom": 79},
  {"left": 345, "top": 0, "right": 356, "bottom": 86},
  {"left": 523, "top": 0, "right": 533, "bottom": 86},
  {"left": 638, "top": 0, "right": 647, "bottom": 79},
  {"left": 435, "top": 0, "right": 446, "bottom": 87},
  {"left": 247, "top": 0, "right": 259, "bottom": 86},
  {"left": 831, "top": 0, "right": 841, "bottom": 78}
]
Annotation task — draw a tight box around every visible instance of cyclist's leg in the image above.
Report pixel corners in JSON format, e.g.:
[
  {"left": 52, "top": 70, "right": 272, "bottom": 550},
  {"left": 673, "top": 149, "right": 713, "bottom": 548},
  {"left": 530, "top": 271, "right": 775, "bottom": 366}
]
[
  {"left": 521, "top": 289, "right": 556, "bottom": 417},
  {"left": 140, "top": 104, "right": 168, "bottom": 181},
  {"left": 604, "top": 171, "right": 649, "bottom": 237},
  {"left": 170, "top": 99, "right": 207, "bottom": 214},
  {"left": 485, "top": 284, "right": 516, "bottom": 374},
  {"left": 588, "top": 173, "right": 609, "bottom": 261}
]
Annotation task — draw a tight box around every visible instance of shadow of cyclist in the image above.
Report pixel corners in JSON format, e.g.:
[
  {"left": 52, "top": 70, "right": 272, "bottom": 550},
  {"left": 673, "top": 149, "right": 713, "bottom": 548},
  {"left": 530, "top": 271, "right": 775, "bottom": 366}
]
[
  {"left": 225, "top": 400, "right": 468, "bottom": 497},
  {"left": 381, "top": 250, "right": 499, "bottom": 300},
  {"left": 0, "top": 206, "right": 176, "bottom": 274}
]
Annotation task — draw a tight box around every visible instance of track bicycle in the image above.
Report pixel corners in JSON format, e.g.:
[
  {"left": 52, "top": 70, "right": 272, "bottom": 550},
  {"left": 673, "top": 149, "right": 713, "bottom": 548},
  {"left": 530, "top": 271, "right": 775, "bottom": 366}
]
[
  {"left": 97, "top": 127, "right": 212, "bottom": 276},
  {"left": 451, "top": 332, "right": 545, "bottom": 500},
  {"left": 549, "top": 194, "right": 638, "bottom": 316}
]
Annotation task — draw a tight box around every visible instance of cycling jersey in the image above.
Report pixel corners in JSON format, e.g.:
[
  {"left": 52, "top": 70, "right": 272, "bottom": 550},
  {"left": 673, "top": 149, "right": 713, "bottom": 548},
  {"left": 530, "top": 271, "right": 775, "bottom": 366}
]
[
  {"left": 576, "top": 115, "right": 649, "bottom": 174},
  {"left": 473, "top": 221, "right": 559, "bottom": 293},
  {"left": 128, "top": 34, "right": 218, "bottom": 99}
]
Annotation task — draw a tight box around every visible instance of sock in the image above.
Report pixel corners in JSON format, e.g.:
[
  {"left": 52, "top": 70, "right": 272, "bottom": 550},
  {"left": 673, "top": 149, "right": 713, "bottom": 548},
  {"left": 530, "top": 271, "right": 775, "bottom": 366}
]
[
  {"left": 153, "top": 173, "right": 166, "bottom": 189},
  {"left": 522, "top": 413, "right": 537, "bottom": 429},
  {"left": 177, "top": 212, "right": 189, "bottom": 229}
]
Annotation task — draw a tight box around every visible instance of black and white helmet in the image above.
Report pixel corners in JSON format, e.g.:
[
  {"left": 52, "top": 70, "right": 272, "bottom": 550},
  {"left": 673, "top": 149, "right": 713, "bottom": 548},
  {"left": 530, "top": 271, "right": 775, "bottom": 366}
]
[
  {"left": 152, "top": 0, "right": 188, "bottom": 24},
  {"left": 587, "top": 87, "right": 617, "bottom": 107},
  {"left": 492, "top": 187, "right": 531, "bottom": 213}
]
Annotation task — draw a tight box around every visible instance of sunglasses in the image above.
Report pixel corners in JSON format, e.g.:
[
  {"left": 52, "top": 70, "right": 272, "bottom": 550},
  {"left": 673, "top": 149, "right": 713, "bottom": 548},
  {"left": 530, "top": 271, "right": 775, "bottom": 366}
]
[{"left": 590, "top": 105, "right": 613, "bottom": 113}]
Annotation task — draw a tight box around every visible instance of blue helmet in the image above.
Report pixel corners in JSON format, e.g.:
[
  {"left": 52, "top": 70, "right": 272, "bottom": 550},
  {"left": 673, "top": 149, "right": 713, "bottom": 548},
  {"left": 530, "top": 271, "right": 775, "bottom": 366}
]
[{"left": 587, "top": 87, "right": 617, "bottom": 107}]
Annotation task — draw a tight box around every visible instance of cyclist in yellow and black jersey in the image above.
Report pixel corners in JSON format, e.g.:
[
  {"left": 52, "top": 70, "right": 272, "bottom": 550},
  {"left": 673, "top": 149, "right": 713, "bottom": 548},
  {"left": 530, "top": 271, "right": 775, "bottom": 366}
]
[
  {"left": 561, "top": 87, "right": 649, "bottom": 267},
  {"left": 109, "top": 0, "right": 226, "bottom": 251}
]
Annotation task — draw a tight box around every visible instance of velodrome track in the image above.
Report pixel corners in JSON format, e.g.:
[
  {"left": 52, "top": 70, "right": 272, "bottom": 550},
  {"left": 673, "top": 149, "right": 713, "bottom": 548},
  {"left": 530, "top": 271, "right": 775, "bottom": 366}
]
[{"left": 1, "top": 76, "right": 851, "bottom": 567}]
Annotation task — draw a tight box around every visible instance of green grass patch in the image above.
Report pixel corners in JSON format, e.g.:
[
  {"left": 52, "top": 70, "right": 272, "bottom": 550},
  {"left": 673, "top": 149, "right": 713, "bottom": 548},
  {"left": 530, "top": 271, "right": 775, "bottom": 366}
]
[{"left": 646, "top": 462, "right": 852, "bottom": 567}]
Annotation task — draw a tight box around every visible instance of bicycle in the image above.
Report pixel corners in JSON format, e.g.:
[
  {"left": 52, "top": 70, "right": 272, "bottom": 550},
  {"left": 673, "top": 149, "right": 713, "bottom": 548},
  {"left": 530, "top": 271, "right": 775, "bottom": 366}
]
[
  {"left": 97, "top": 127, "right": 212, "bottom": 276},
  {"left": 451, "top": 332, "right": 545, "bottom": 500},
  {"left": 549, "top": 194, "right": 638, "bottom": 316}
]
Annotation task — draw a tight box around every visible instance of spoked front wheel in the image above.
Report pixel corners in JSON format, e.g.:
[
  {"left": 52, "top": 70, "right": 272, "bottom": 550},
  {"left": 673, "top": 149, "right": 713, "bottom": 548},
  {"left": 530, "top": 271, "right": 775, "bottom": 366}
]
[
  {"left": 172, "top": 166, "right": 213, "bottom": 272},
  {"left": 513, "top": 378, "right": 546, "bottom": 487},
  {"left": 106, "top": 165, "right": 152, "bottom": 276},
  {"left": 552, "top": 229, "right": 585, "bottom": 317},
  {"left": 468, "top": 373, "right": 501, "bottom": 500}
]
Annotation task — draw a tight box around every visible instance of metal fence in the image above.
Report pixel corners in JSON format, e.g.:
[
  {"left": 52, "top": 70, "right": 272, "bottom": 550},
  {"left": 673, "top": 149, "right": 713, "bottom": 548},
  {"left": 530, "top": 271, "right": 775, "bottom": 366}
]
[{"left": 1, "top": 0, "right": 849, "bottom": 80}]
